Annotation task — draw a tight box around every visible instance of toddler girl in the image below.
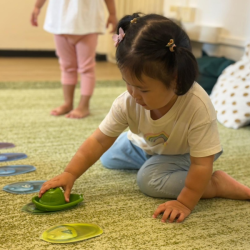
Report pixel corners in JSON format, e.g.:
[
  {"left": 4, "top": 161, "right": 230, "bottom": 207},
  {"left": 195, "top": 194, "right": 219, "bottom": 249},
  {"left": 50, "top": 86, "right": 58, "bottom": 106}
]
[
  {"left": 31, "top": 0, "right": 117, "bottom": 118},
  {"left": 39, "top": 13, "right": 250, "bottom": 222}
]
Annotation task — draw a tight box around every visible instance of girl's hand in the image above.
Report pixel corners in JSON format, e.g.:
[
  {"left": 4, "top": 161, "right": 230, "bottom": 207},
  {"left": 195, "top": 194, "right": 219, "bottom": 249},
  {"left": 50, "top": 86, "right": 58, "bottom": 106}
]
[
  {"left": 30, "top": 7, "right": 40, "bottom": 26},
  {"left": 106, "top": 14, "right": 118, "bottom": 33},
  {"left": 39, "top": 172, "right": 77, "bottom": 202},
  {"left": 153, "top": 200, "right": 191, "bottom": 223}
]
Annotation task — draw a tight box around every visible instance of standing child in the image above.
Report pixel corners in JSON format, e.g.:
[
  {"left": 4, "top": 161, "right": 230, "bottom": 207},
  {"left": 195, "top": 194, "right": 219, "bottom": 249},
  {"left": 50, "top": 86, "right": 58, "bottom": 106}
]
[
  {"left": 31, "top": 0, "right": 117, "bottom": 118},
  {"left": 39, "top": 13, "right": 250, "bottom": 222}
]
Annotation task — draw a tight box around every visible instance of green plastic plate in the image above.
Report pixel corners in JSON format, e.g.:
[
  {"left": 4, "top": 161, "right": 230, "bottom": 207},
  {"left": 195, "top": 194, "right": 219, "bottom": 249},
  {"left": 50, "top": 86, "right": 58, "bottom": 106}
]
[
  {"left": 22, "top": 202, "right": 78, "bottom": 214},
  {"left": 40, "top": 223, "right": 103, "bottom": 243},
  {"left": 32, "top": 194, "right": 83, "bottom": 211}
]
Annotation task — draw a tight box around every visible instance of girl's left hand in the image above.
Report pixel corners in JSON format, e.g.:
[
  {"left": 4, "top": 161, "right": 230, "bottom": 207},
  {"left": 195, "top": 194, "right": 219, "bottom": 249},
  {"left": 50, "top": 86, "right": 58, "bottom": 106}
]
[
  {"left": 106, "top": 14, "right": 118, "bottom": 33},
  {"left": 153, "top": 200, "right": 191, "bottom": 223}
]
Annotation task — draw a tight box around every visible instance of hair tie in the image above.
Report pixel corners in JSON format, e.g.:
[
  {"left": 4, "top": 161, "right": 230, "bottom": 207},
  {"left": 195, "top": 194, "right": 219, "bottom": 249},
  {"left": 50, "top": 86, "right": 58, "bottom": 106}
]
[
  {"left": 130, "top": 18, "right": 137, "bottom": 24},
  {"left": 166, "top": 39, "right": 176, "bottom": 52},
  {"left": 112, "top": 27, "right": 125, "bottom": 47}
]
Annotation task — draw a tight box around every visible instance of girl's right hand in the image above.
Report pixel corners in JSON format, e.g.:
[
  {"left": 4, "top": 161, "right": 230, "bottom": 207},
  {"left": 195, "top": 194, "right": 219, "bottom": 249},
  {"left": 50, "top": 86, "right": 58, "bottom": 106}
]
[
  {"left": 39, "top": 172, "right": 77, "bottom": 202},
  {"left": 30, "top": 7, "right": 40, "bottom": 26}
]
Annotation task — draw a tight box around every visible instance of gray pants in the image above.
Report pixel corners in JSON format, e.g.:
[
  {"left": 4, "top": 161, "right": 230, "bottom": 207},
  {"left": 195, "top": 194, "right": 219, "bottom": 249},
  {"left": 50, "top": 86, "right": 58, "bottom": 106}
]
[{"left": 100, "top": 132, "right": 222, "bottom": 199}]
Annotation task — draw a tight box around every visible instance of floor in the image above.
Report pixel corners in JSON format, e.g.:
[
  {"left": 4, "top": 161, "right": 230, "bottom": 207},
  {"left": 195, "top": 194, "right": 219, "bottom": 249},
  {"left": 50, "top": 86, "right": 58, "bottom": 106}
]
[{"left": 0, "top": 58, "right": 122, "bottom": 82}]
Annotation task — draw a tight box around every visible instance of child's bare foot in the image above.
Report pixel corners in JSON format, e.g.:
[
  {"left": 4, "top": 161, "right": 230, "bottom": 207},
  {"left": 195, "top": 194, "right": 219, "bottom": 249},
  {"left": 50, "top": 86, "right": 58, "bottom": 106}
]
[
  {"left": 211, "top": 170, "right": 250, "bottom": 200},
  {"left": 50, "top": 104, "right": 73, "bottom": 116},
  {"left": 65, "top": 107, "right": 90, "bottom": 119}
]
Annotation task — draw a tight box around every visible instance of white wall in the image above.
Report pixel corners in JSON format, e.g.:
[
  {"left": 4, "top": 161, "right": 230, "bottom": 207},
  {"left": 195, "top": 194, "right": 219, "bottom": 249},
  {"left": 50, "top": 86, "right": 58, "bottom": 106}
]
[{"left": 164, "top": 0, "right": 250, "bottom": 60}]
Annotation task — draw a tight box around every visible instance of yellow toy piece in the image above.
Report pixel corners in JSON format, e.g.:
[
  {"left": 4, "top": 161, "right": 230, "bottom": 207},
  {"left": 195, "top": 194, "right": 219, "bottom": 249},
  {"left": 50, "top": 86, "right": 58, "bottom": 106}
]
[{"left": 40, "top": 223, "right": 103, "bottom": 243}]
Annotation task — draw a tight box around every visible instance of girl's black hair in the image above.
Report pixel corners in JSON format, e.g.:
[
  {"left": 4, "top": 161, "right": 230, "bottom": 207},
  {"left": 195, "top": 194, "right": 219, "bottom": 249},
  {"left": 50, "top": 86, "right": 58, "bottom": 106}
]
[{"left": 115, "top": 13, "right": 198, "bottom": 95}]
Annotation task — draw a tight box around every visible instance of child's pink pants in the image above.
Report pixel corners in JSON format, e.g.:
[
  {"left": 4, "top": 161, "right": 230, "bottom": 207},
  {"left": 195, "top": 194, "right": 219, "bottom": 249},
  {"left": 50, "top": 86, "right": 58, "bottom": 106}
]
[{"left": 54, "top": 34, "right": 98, "bottom": 96}]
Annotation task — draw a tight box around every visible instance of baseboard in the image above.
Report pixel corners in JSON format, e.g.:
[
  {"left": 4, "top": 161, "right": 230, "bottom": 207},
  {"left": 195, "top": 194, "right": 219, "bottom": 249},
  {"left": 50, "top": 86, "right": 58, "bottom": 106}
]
[{"left": 0, "top": 50, "right": 107, "bottom": 61}]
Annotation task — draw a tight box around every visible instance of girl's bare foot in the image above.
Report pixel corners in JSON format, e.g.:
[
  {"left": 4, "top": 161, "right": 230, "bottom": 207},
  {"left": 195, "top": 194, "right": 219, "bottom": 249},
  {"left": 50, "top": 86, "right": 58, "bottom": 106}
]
[
  {"left": 65, "top": 107, "right": 90, "bottom": 119},
  {"left": 209, "top": 170, "right": 250, "bottom": 200},
  {"left": 65, "top": 95, "right": 91, "bottom": 119},
  {"left": 50, "top": 104, "right": 73, "bottom": 116}
]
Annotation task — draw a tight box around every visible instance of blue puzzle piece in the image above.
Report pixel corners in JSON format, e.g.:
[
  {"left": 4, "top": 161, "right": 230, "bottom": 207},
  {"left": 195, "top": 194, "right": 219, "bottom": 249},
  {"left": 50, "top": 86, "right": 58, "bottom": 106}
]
[
  {"left": 0, "top": 153, "right": 27, "bottom": 162},
  {"left": 3, "top": 180, "right": 46, "bottom": 194},
  {"left": 0, "top": 165, "right": 36, "bottom": 176}
]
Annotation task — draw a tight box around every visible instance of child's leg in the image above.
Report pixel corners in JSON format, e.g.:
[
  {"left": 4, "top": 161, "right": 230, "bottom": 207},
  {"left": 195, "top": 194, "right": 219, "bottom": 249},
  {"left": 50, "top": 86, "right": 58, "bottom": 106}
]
[
  {"left": 100, "top": 132, "right": 149, "bottom": 170},
  {"left": 51, "top": 35, "right": 78, "bottom": 116},
  {"left": 66, "top": 33, "right": 98, "bottom": 119},
  {"left": 137, "top": 154, "right": 191, "bottom": 199},
  {"left": 137, "top": 152, "right": 250, "bottom": 200},
  {"left": 101, "top": 133, "right": 250, "bottom": 202}
]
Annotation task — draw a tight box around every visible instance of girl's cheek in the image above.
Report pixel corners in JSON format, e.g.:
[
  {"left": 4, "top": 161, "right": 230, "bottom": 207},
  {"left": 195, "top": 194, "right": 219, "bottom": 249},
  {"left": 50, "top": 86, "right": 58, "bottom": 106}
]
[{"left": 127, "top": 86, "right": 132, "bottom": 95}]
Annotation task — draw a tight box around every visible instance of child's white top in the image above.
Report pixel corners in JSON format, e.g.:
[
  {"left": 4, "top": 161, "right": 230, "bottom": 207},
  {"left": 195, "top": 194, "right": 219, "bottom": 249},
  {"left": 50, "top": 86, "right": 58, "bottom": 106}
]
[
  {"left": 99, "top": 82, "right": 222, "bottom": 157},
  {"left": 44, "top": 0, "right": 106, "bottom": 35}
]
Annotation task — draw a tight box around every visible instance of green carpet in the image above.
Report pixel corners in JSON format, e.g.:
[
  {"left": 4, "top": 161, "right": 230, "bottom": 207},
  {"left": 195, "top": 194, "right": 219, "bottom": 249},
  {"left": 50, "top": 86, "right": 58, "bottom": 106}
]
[{"left": 0, "top": 81, "right": 250, "bottom": 250}]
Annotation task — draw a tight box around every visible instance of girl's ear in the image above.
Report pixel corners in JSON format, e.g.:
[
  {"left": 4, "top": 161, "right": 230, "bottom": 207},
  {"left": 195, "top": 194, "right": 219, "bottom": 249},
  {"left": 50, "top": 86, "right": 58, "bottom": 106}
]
[{"left": 170, "top": 77, "right": 178, "bottom": 93}]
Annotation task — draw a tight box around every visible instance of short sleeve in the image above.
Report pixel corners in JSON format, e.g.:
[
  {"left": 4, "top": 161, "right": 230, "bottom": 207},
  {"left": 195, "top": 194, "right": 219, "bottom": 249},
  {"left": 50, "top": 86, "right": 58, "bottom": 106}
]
[
  {"left": 188, "top": 105, "right": 222, "bottom": 157},
  {"left": 99, "top": 96, "right": 128, "bottom": 137}
]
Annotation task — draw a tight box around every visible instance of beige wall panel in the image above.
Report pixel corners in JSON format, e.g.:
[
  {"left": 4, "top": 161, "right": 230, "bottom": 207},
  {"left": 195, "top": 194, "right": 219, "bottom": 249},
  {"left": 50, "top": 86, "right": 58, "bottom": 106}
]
[
  {"left": 0, "top": 0, "right": 54, "bottom": 50},
  {"left": 0, "top": 0, "right": 163, "bottom": 55}
]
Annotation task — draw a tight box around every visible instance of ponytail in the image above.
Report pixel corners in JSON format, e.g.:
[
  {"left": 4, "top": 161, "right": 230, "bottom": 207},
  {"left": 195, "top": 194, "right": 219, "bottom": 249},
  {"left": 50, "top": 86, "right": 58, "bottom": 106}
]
[{"left": 174, "top": 47, "right": 198, "bottom": 95}]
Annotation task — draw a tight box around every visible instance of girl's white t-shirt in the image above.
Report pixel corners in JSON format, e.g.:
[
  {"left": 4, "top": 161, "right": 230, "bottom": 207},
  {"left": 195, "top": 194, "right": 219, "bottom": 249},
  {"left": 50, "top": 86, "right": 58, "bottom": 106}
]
[
  {"left": 99, "top": 82, "right": 222, "bottom": 157},
  {"left": 44, "top": 0, "right": 106, "bottom": 35}
]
